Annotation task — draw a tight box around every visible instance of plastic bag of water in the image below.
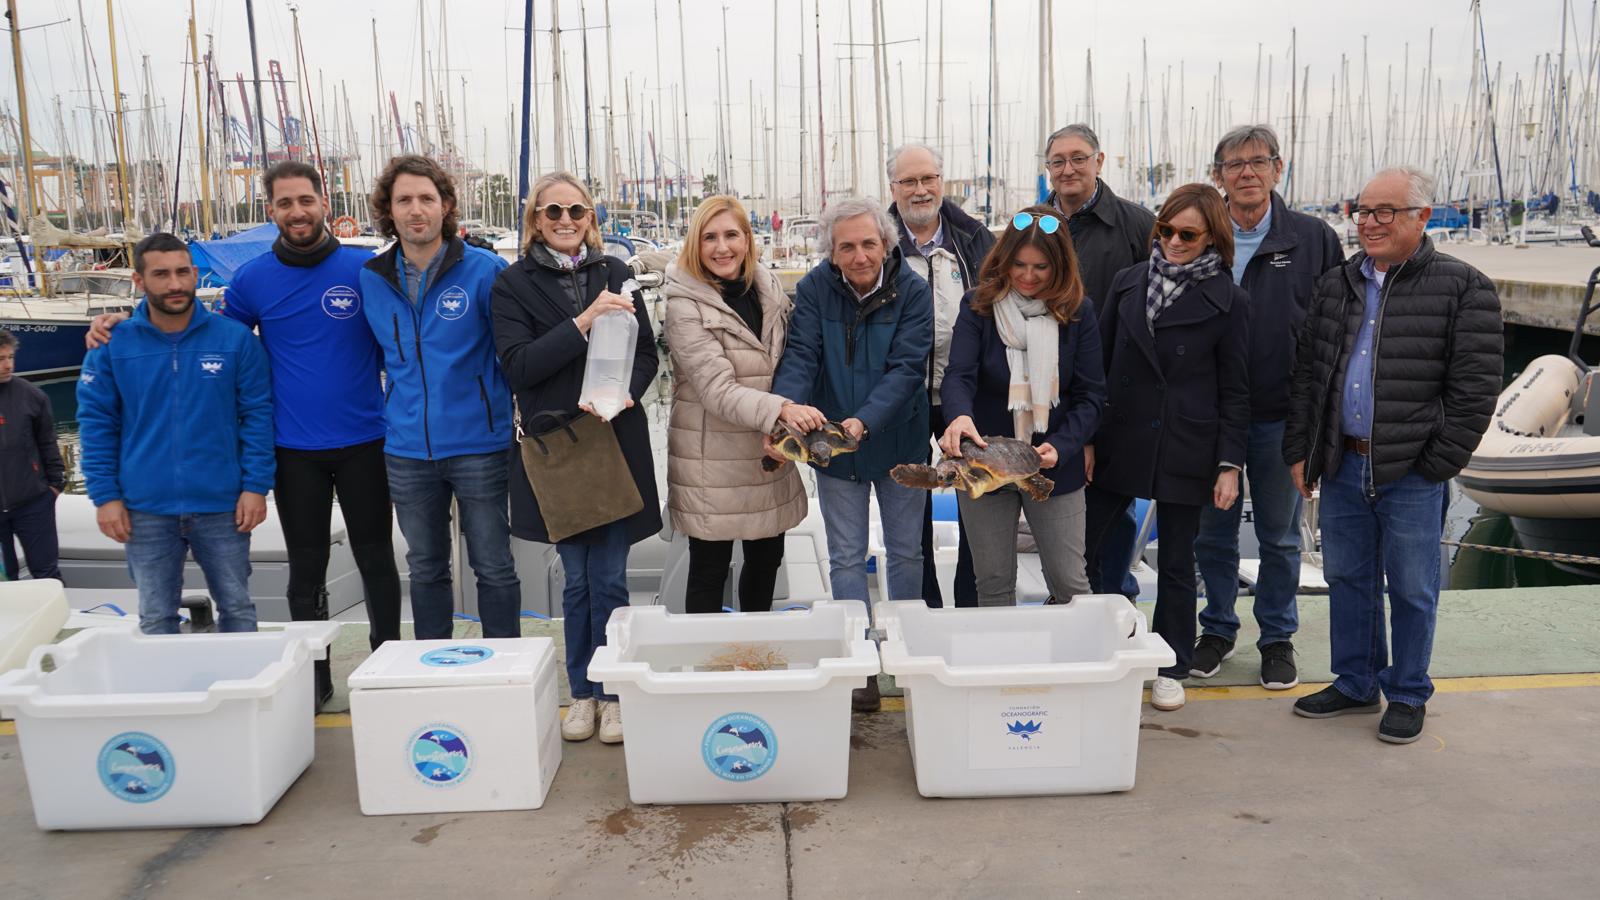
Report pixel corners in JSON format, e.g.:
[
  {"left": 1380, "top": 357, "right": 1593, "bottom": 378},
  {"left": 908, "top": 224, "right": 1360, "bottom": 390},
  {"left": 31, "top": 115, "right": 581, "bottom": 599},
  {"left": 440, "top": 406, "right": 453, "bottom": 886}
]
[{"left": 578, "top": 279, "right": 641, "bottom": 421}]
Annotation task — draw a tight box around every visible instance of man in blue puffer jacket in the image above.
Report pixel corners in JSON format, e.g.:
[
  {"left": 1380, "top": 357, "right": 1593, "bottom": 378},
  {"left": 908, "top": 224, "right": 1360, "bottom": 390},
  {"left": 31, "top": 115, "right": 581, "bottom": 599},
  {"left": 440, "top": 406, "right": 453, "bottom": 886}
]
[
  {"left": 774, "top": 197, "right": 933, "bottom": 710},
  {"left": 358, "top": 154, "right": 521, "bottom": 639},
  {"left": 77, "top": 234, "right": 274, "bottom": 634}
]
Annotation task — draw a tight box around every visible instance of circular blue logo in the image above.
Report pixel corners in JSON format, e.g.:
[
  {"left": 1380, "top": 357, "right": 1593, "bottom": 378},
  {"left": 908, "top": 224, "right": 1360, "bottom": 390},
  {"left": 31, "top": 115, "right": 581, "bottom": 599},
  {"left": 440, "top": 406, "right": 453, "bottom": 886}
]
[
  {"left": 435, "top": 286, "right": 470, "bottom": 320},
  {"left": 701, "top": 713, "right": 778, "bottom": 782},
  {"left": 419, "top": 645, "right": 495, "bottom": 667},
  {"left": 409, "top": 725, "right": 471, "bottom": 787},
  {"left": 321, "top": 285, "right": 361, "bottom": 319},
  {"left": 97, "top": 732, "right": 175, "bottom": 803}
]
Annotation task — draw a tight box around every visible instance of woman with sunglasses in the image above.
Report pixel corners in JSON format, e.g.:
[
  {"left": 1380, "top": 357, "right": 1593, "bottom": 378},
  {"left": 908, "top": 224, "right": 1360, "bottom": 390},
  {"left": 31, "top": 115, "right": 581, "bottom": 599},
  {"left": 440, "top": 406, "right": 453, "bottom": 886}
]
[
  {"left": 938, "top": 205, "right": 1106, "bottom": 606},
  {"left": 490, "top": 171, "right": 660, "bottom": 746},
  {"left": 1085, "top": 183, "right": 1249, "bottom": 712},
  {"left": 661, "top": 195, "right": 820, "bottom": 614}
]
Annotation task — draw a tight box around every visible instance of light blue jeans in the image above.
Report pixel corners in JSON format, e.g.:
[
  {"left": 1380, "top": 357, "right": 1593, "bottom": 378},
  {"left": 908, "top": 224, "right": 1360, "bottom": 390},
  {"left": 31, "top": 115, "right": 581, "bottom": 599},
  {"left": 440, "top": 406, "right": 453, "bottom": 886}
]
[
  {"left": 127, "top": 510, "right": 256, "bottom": 634},
  {"left": 1320, "top": 450, "right": 1447, "bottom": 706},
  {"left": 814, "top": 472, "right": 926, "bottom": 603}
]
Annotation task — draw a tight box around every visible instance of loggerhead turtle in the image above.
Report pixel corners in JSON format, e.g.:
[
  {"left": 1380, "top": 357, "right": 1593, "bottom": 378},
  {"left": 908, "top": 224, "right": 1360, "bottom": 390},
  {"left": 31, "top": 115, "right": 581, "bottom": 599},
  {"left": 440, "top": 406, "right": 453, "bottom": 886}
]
[
  {"left": 760, "top": 421, "right": 862, "bottom": 472},
  {"left": 890, "top": 436, "right": 1055, "bottom": 500}
]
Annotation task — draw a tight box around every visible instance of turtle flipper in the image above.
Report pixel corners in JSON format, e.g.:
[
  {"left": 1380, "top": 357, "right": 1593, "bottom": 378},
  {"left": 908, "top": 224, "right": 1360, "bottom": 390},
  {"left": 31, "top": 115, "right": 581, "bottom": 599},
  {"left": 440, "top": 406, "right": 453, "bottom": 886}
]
[
  {"left": 890, "top": 464, "right": 945, "bottom": 490},
  {"left": 1020, "top": 473, "right": 1055, "bottom": 501},
  {"left": 761, "top": 457, "right": 782, "bottom": 472}
]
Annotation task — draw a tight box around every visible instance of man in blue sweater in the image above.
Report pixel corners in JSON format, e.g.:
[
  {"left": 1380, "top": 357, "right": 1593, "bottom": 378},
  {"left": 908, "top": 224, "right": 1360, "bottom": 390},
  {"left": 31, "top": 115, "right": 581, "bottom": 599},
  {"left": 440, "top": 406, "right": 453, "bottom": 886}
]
[
  {"left": 77, "top": 234, "right": 274, "bottom": 634},
  {"left": 359, "top": 154, "right": 520, "bottom": 639}
]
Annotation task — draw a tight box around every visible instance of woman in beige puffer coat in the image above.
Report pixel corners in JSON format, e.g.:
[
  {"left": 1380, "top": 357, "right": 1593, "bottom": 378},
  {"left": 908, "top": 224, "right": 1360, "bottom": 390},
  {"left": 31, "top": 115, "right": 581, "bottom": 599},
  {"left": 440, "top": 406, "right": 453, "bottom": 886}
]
[{"left": 664, "top": 196, "right": 824, "bottom": 614}]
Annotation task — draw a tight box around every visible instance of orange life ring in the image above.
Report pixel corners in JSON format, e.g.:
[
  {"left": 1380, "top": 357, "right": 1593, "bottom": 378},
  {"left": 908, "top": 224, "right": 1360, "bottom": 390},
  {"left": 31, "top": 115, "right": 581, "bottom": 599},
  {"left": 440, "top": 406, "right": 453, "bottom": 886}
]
[{"left": 331, "top": 215, "right": 360, "bottom": 238}]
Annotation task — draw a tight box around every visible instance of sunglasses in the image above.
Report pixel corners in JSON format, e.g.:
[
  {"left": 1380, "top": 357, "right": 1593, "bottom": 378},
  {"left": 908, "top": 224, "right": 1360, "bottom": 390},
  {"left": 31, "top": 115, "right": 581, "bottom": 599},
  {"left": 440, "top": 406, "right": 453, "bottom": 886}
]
[
  {"left": 1155, "top": 223, "right": 1208, "bottom": 244},
  {"left": 541, "top": 202, "right": 591, "bottom": 222},
  {"left": 1012, "top": 212, "right": 1062, "bottom": 234}
]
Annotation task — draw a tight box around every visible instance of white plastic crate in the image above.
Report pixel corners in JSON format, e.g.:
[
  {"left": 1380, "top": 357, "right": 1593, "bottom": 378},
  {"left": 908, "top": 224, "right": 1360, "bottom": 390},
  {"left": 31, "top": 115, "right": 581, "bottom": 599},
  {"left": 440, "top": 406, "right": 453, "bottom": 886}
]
[
  {"left": 876, "top": 595, "right": 1174, "bottom": 797},
  {"left": 0, "top": 622, "right": 338, "bottom": 830},
  {"left": 588, "top": 600, "right": 878, "bottom": 804},
  {"left": 0, "top": 579, "right": 69, "bottom": 673},
  {"left": 348, "top": 638, "right": 561, "bottom": 816}
]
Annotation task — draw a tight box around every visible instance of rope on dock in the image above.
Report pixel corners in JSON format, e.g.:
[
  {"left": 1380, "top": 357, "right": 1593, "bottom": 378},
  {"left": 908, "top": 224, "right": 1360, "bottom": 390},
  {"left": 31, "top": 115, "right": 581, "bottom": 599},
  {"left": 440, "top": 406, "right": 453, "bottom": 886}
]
[{"left": 1442, "top": 539, "right": 1600, "bottom": 566}]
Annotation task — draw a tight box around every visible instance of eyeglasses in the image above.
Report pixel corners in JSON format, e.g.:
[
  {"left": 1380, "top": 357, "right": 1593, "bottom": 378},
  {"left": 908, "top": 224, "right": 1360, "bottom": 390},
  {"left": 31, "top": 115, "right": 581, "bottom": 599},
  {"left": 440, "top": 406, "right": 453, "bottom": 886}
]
[
  {"left": 1012, "top": 212, "right": 1062, "bottom": 234},
  {"left": 1044, "top": 154, "right": 1096, "bottom": 172},
  {"left": 1155, "top": 222, "right": 1208, "bottom": 244},
  {"left": 1351, "top": 206, "right": 1424, "bottom": 225},
  {"left": 891, "top": 174, "right": 941, "bottom": 190},
  {"left": 541, "top": 202, "right": 591, "bottom": 222},
  {"left": 1217, "top": 155, "right": 1281, "bottom": 176}
]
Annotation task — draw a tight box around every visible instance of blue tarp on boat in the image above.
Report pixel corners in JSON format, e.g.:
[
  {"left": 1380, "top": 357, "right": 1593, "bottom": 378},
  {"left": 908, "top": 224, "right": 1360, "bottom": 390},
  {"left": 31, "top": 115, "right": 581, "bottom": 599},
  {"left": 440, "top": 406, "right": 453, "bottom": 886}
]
[{"left": 189, "top": 222, "right": 278, "bottom": 287}]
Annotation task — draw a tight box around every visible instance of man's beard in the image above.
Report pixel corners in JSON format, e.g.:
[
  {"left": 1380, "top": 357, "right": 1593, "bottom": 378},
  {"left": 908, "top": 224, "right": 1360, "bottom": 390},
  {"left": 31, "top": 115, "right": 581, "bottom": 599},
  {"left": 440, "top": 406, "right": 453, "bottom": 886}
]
[
  {"left": 149, "top": 289, "right": 197, "bottom": 317},
  {"left": 900, "top": 197, "right": 939, "bottom": 228},
  {"left": 281, "top": 218, "right": 328, "bottom": 249}
]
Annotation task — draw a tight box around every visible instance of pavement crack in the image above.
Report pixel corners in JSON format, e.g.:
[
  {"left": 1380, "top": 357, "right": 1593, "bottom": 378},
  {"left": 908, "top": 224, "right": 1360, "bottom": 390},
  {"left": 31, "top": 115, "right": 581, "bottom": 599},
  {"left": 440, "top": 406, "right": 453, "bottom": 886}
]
[
  {"left": 781, "top": 801, "right": 795, "bottom": 900},
  {"left": 121, "top": 828, "right": 224, "bottom": 900}
]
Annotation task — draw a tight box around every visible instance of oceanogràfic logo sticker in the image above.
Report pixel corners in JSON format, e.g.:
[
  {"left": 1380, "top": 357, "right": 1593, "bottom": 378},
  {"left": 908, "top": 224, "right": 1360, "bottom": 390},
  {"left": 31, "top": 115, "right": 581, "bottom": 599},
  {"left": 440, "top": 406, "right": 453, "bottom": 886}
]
[
  {"left": 701, "top": 712, "right": 777, "bottom": 782},
  {"left": 419, "top": 645, "right": 495, "bottom": 667},
  {"left": 97, "top": 731, "right": 175, "bottom": 803},
  {"left": 409, "top": 724, "right": 472, "bottom": 787}
]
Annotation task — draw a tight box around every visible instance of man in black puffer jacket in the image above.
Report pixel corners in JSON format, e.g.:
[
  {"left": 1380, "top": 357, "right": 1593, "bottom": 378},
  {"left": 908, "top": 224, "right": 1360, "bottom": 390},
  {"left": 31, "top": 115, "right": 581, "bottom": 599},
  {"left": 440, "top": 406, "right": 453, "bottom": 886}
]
[{"left": 1284, "top": 167, "right": 1502, "bottom": 745}]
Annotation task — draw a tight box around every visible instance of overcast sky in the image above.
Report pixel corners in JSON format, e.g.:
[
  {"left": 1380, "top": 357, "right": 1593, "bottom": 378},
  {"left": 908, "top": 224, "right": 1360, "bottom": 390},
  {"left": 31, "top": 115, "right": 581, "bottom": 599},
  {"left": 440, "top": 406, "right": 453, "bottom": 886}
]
[{"left": 4, "top": 0, "right": 1586, "bottom": 208}]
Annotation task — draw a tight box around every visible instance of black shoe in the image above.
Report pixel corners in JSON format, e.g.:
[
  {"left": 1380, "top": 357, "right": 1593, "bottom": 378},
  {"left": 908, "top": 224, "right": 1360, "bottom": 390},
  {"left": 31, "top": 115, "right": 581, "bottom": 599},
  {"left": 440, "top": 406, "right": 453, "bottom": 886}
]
[
  {"left": 1293, "top": 685, "right": 1381, "bottom": 718},
  {"left": 852, "top": 677, "right": 881, "bottom": 713},
  {"left": 1189, "top": 634, "right": 1236, "bottom": 678},
  {"left": 1258, "top": 641, "right": 1300, "bottom": 690},
  {"left": 314, "top": 658, "right": 334, "bottom": 712},
  {"left": 1378, "top": 702, "right": 1426, "bottom": 744}
]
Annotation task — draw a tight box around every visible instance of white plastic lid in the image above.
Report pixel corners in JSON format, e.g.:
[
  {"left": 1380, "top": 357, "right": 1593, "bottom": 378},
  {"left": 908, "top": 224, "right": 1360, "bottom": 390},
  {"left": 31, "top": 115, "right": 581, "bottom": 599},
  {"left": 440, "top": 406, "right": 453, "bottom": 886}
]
[{"left": 347, "top": 637, "right": 556, "bottom": 690}]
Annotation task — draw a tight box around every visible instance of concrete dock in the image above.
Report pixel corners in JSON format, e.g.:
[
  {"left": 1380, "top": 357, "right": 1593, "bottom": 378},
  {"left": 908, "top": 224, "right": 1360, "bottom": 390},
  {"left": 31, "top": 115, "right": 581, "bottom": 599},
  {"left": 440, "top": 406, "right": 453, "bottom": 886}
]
[
  {"left": 1442, "top": 243, "right": 1600, "bottom": 336},
  {"left": 2, "top": 586, "right": 1598, "bottom": 899}
]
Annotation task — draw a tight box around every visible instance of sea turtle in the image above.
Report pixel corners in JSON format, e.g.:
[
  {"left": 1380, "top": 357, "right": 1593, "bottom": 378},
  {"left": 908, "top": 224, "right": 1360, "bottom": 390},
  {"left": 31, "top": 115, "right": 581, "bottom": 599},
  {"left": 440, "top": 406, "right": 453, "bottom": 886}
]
[
  {"left": 890, "top": 436, "right": 1055, "bottom": 500},
  {"left": 760, "top": 421, "right": 861, "bottom": 472}
]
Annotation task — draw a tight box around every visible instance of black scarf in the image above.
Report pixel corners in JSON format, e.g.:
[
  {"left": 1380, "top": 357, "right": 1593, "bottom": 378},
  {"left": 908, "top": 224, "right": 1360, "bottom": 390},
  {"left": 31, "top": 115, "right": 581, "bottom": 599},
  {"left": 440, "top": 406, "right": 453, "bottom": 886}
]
[{"left": 271, "top": 228, "right": 340, "bottom": 268}]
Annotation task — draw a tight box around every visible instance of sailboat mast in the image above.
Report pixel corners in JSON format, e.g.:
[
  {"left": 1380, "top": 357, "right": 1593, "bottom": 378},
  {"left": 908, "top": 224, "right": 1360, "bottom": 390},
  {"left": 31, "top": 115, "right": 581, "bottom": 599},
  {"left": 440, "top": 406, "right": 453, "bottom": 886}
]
[
  {"left": 188, "top": 0, "right": 212, "bottom": 235},
  {"left": 551, "top": 0, "right": 564, "bottom": 170},
  {"left": 848, "top": 4, "right": 859, "bottom": 194},
  {"left": 815, "top": 2, "right": 826, "bottom": 209},
  {"left": 604, "top": 0, "right": 617, "bottom": 204},
  {"left": 870, "top": 0, "right": 886, "bottom": 198},
  {"left": 106, "top": 0, "right": 136, "bottom": 231},
  {"left": 516, "top": 0, "right": 534, "bottom": 245},
  {"left": 675, "top": 0, "right": 689, "bottom": 224},
  {"left": 4, "top": 0, "right": 38, "bottom": 228}
]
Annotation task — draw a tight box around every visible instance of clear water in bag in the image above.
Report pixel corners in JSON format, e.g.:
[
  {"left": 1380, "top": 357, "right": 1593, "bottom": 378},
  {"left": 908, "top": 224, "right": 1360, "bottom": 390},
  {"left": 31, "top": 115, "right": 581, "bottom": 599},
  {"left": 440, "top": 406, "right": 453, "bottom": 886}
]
[{"left": 578, "top": 279, "right": 640, "bottom": 421}]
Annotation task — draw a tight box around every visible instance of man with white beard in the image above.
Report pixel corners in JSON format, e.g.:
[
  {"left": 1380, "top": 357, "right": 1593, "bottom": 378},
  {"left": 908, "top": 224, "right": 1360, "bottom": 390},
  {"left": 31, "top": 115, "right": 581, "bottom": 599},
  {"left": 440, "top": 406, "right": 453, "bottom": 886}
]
[{"left": 885, "top": 143, "right": 995, "bottom": 607}]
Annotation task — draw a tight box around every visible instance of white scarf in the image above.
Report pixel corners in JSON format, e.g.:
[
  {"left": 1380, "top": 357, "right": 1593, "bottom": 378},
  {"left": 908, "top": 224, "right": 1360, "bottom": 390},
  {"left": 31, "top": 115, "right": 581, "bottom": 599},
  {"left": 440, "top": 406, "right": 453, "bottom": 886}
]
[{"left": 993, "top": 290, "right": 1060, "bottom": 440}]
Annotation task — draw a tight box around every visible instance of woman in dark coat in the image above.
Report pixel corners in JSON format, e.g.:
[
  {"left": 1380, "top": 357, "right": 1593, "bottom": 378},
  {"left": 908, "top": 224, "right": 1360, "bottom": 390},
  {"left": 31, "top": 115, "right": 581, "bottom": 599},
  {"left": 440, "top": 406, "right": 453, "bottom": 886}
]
[
  {"left": 1085, "top": 182, "right": 1249, "bottom": 713},
  {"left": 490, "top": 171, "right": 659, "bottom": 746},
  {"left": 939, "top": 205, "right": 1106, "bottom": 606}
]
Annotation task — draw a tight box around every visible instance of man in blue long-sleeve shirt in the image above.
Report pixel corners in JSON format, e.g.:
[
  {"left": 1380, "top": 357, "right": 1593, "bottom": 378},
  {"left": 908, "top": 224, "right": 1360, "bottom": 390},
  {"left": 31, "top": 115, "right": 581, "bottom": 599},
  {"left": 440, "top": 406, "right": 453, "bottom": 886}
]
[{"left": 77, "top": 234, "right": 275, "bottom": 634}]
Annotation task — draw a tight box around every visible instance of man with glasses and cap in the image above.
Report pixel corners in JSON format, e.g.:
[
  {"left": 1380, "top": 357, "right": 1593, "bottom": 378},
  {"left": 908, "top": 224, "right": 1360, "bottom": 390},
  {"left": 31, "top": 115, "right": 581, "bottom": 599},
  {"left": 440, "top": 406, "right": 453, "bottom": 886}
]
[
  {"left": 1189, "top": 125, "right": 1345, "bottom": 692},
  {"left": 1042, "top": 123, "right": 1155, "bottom": 601},
  {"left": 1285, "top": 166, "right": 1501, "bottom": 744},
  {"left": 885, "top": 142, "right": 994, "bottom": 608}
]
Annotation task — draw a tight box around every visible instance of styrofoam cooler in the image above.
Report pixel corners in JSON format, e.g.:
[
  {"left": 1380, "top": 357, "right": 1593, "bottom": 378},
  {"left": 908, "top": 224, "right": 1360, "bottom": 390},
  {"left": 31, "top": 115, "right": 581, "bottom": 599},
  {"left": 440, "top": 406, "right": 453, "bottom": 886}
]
[
  {"left": 588, "top": 600, "right": 878, "bottom": 805},
  {"left": 348, "top": 638, "right": 561, "bottom": 815},
  {"left": 876, "top": 596, "right": 1174, "bottom": 797},
  {"left": 0, "top": 622, "right": 338, "bottom": 830}
]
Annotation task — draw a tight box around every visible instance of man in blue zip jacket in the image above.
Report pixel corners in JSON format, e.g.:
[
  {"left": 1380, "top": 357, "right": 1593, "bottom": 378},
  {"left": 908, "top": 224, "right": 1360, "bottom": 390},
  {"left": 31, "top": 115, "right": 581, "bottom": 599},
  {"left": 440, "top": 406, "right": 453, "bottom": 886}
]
[
  {"left": 773, "top": 196, "right": 933, "bottom": 711},
  {"left": 77, "top": 234, "right": 274, "bottom": 634},
  {"left": 359, "top": 154, "right": 521, "bottom": 639}
]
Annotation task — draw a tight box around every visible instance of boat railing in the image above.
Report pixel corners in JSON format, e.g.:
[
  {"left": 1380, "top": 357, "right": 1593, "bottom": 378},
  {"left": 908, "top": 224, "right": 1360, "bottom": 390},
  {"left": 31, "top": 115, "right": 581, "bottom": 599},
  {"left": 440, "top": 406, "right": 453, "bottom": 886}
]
[{"left": 1568, "top": 265, "right": 1600, "bottom": 370}]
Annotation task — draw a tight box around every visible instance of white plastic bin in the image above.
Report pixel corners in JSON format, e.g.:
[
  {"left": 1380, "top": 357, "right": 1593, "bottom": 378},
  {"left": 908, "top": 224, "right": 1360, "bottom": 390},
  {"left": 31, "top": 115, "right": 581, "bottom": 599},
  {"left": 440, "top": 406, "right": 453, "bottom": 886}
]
[
  {"left": 876, "top": 595, "right": 1174, "bottom": 797},
  {"left": 588, "top": 600, "right": 878, "bottom": 804},
  {"left": 348, "top": 638, "right": 561, "bottom": 816},
  {"left": 0, "top": 579, "right": 69, "bottom": 673},
  {"left": 0, "top": 622, "right": 338, "bottom": 830}
]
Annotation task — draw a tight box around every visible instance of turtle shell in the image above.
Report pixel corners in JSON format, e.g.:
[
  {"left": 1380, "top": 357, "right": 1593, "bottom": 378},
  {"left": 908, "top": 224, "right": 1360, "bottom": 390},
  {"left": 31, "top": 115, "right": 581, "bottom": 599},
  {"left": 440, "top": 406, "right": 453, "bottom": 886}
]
[{"left": 959, "top": 436, "right": 1042, "bottom": 479}]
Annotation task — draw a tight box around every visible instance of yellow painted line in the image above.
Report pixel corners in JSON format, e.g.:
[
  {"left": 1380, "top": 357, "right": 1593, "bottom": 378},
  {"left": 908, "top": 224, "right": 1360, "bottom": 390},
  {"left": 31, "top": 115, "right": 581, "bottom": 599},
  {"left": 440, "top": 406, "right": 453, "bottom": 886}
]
[{"left": 3, "top": 674, "right": 1596, "bottom": 737}]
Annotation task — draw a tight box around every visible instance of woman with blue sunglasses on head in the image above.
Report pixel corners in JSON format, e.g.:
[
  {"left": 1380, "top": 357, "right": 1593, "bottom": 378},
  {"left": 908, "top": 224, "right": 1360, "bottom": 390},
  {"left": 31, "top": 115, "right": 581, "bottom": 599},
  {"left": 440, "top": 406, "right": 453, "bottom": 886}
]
[
  {"left": 1084, "top": 182, "right": 1250, "bottom": 712},
  {"left": 938, "top": 205, "right": 1107, "bottom": 606}
]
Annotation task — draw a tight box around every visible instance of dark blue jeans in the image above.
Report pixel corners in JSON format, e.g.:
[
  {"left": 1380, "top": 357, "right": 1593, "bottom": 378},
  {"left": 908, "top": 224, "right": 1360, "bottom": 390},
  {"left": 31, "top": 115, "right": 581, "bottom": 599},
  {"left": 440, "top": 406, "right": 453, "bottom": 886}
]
[
  {"left": 386, "top": 451, "right": 522, "bottom": 640},
  {"left": 0, "top": 489, "right": 61, "bottom": 581},
  {"left": 1195, "top": 418, "right": 1302, "bottom": 646},
  {"left": 1320, "top": 450, "right": 1447, "bottom": 706},
  {"left": 1085, "top": 486, "right": 1141, "bottom": 598},
  {"left": 555, "top": 520, "right": 631, "bottom": 701},
  {"left": 126, "top": 510, "right": 256, "bottom": 634}
]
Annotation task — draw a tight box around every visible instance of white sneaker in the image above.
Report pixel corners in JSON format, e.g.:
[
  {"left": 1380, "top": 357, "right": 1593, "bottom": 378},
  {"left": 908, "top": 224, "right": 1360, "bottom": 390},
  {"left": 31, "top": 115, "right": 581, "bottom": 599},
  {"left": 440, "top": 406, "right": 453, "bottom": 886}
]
[
  {"left": 598, "top": 700, "right": 624, "bottom": 744},
  {"left": 562, "top": 697, "right": 597, "bottom": 741},
  {"left": 1151, "top": 676, "right": 1186, "bottom": 711}
]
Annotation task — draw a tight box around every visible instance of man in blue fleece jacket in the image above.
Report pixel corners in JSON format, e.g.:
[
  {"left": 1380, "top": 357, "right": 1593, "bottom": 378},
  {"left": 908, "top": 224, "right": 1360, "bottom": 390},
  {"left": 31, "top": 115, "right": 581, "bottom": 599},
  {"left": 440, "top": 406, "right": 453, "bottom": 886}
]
[{"left": 77, "top": 234, "right": 274, "bottom": 634}]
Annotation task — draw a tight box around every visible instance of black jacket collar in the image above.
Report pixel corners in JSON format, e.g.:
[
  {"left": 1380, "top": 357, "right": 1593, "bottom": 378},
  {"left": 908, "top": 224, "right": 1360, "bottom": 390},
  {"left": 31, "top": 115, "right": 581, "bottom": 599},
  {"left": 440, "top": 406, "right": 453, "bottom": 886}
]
[
  {"left": 271, "top": 229, "right": 340, "bottom": 268},
  {"left": 363, "top": 234, "right": 466, "bottom": 294}
]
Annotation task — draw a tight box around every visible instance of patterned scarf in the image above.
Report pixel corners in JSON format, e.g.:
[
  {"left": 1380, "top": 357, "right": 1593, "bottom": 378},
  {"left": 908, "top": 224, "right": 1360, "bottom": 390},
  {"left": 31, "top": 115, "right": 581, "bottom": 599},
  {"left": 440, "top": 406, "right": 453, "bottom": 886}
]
[
  {"left": 1145, "top": 243, "right": 1223, "bottom": 335},
  {"left": 992, "top": 290, "right": 1060, "bottom": 440}
]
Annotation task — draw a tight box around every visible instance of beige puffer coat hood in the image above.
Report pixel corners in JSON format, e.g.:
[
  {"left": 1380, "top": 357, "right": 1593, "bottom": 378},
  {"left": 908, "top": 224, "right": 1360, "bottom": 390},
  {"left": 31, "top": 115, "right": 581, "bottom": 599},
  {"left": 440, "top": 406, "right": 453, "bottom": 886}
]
[{"left": 663, "top": 263, "right": 807, "bottom": 540}]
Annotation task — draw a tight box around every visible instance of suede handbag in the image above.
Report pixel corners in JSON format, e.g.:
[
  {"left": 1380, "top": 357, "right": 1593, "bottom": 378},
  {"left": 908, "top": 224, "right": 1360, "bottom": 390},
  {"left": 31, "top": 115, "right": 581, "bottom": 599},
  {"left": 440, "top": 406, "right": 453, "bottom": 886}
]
[{"left": 516, "top": 407, "right": 643, "bottom": 543}]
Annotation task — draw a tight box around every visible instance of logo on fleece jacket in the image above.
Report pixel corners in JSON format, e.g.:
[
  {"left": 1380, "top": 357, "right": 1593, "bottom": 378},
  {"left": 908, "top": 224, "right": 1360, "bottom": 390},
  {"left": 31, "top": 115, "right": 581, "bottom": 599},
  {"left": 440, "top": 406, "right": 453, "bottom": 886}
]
[
  {"left": 199, "top": 354, "right": 226, "bottom": 377},
  {"left": 321, "top": 285, "right": 361, "bottom": 319},
  {"left": 435, "top": 285, "right": 470, "bottom": 320}
]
